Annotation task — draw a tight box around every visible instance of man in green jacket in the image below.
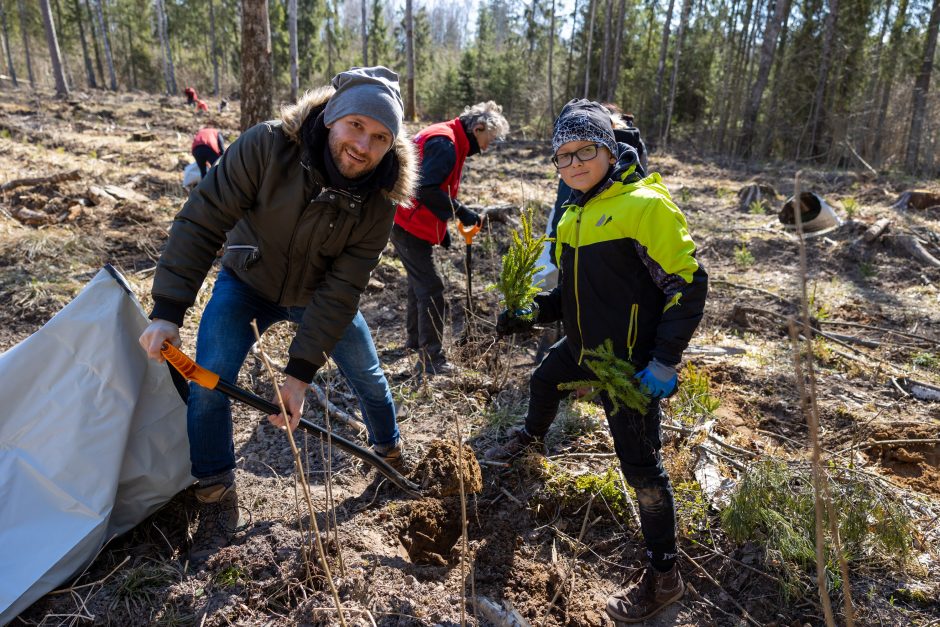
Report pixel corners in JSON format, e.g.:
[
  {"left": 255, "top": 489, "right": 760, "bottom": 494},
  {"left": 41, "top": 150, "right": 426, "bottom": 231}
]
[{"left": 139, "top": 67, "right": 417, "bottom": 556}]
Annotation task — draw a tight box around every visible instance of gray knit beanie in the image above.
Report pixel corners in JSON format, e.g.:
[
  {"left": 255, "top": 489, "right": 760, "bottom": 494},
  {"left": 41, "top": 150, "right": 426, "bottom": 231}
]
[
  {"left": 552, "top": 99, "right": 618, "bottom": 158},
  {"left": 323, "top": 66, "right": 404, "bottom": 138}
]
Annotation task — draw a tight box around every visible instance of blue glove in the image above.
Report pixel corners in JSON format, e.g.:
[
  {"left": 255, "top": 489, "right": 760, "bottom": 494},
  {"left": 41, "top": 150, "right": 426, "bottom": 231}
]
[{"left": 635, "top": 359, "right": 678, "bottom": 399}]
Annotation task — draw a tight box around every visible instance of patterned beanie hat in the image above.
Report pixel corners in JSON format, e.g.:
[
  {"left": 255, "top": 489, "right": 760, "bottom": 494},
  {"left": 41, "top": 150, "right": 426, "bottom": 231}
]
[{"left": 552, "top": 99, "right": 618, "bottom": 158}]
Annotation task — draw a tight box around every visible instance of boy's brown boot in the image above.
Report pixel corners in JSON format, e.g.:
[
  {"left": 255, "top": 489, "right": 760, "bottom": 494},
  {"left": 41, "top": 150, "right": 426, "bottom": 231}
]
[{"left": 605, "top": 564, "right": 684, "bottom": 624}]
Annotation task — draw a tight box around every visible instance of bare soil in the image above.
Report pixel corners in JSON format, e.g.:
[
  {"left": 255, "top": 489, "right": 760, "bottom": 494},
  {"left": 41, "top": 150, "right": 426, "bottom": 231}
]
[{"left": 2, "top": 89, "right": 939, "bottom": 626}]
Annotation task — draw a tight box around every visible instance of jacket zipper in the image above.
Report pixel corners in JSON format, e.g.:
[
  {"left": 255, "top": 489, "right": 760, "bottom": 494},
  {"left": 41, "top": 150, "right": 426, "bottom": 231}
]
[{"left": 574, "top": 205, "right": 585, "bottom": 364}]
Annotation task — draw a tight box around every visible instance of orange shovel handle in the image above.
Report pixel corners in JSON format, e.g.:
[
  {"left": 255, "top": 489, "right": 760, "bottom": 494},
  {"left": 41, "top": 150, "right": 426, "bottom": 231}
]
[
  {"left": 160, "top": 342, "right": 220, "bottom": 390},
  {"left": 457, "top": 220, "right": 481, "bottom": 245}
]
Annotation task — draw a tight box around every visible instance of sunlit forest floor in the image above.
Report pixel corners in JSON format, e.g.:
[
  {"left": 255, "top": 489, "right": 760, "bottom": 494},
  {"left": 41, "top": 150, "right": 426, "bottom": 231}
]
[{"left": 2, "top": 88, "right": 939, "bottom": 626}]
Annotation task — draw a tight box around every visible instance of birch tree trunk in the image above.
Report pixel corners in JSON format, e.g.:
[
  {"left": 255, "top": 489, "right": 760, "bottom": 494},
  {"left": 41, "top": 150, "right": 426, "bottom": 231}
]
[
  {"left": 0, "top": 0, "right": 18, "bottom": 87},
  {"left": 209, "top": 0, "right": 219, "bottom": 95},
  {"left": 16, "top": 0, "right": 34, "bottom": 88},
  {"left": 661, "top": 0, "right": 692, "bottom": 147},
  {"left": 404, "top": 0, "right": 416, "bottom": 121},
  {"left": 71, "top": 0, "right": 95, "bottom": 88},
  {"left": 240, "top": 0, "right": 273, "bottom": 131},
  {"left": 39, "top": 0, "right": 68, "bottom": 97},
  {"left": 93, "top": 0, "right": 116, "bottom": 90},
  {"left": 651, "top": 0, "right": 676, "bottom": 142},
  {"left": 51, "top": 0, "right": 72, "bottom": 87},
  {"left": 806, "top": 0, "right": 839, "bottom": 158},
  {"left": 288, "top": 0, "right": 298, "bottom": 101},
  {"left": 582, "top": 0, "right": 596, "bottom": 98},
  {"left": 155, "top": 0, "right": 176, "bottom": 95},
  {"left": 905, "top": 0, "right": 940, "bottom": 172},
  {"left": 739, "top": 0, "right": 789, "bottom": 156}
]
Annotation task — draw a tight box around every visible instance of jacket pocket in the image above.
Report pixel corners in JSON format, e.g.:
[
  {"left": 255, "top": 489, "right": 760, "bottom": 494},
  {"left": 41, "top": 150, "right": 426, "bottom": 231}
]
[{"left": 221, "top": 244, "right": 261, "bottom": 271}]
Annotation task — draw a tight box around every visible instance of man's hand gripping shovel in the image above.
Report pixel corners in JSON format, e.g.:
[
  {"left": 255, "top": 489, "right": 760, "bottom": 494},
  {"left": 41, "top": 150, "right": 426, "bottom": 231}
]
[
  {"left": 457, "top": 220, "right": 482, "bottom": 315},
  {"left": 160, "top": 342, "right": 422, "bottom": 497}
]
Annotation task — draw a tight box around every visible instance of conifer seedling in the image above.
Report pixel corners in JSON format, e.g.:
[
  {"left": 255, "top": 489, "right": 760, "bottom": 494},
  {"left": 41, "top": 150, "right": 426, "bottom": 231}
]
[
  {"left": 492, "top": 207, "right": 551, "bottom": 319},
  {"left": 559, "top": 339, "right": 650, "bottom": 414}
]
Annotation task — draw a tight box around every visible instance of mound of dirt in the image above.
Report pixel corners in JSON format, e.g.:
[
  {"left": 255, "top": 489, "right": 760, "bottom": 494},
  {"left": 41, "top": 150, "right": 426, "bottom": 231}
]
[
  {"left": 412, "top": 439, "right": 483, "bottom": 497},
  {"left": 866, "top": 424, "right": 940, "bottom": 496}
]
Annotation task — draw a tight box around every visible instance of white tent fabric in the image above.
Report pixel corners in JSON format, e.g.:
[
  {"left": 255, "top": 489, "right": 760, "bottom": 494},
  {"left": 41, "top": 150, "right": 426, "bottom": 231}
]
[{"left": 0, "top": 266, "right": 193, "bottom": 624}]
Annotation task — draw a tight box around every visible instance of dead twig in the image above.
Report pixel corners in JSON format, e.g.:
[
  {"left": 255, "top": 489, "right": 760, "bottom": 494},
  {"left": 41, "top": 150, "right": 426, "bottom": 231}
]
[
  {"left": 817, "top": 319, "right": 940, "bottom": 347},
  {"left": 837, "top": 438, "right": 940, "bottom": 454},
  {"left": 711, "top": 278, "right": 791, "bottom": 305},
  {"left": 678, "top": 547, "right": 761, "bottom": 627},
  {"left": 250, "top": 321, "right": 347, "bottom": 627}
]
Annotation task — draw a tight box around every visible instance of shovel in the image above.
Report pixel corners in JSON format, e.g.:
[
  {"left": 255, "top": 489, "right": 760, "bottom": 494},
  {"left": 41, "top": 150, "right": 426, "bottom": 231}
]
[
  {"left": 457, "top": 220, "right": 482, "bottom": 316},
  {"left": 160, "top": 342, "right": 422, "bottom": 497}
]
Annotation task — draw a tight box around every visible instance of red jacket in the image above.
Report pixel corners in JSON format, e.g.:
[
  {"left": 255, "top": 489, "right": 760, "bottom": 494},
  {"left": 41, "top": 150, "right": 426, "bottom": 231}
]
[
  {"left": 192, "top": 127, "right": 222, "bottom": 155},
  {"left": 393, "top": 118, "right": 469, "bottom": 245}
]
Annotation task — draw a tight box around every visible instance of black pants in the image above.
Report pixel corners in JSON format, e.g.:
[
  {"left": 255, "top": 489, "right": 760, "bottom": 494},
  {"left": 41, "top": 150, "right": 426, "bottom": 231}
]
[
  {"left": 390, "top": 224, "right": 446, "bottom": 364},
  {"left": 526, "top": 338, "right": 677, "bottom": 570},
  {"left": 193, "top": 145, "right": 221, "bottom": 177}
]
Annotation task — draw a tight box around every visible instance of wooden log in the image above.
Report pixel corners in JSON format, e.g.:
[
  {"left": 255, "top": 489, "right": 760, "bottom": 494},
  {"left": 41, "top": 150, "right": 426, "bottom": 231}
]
[
  {"left": 1, "top": 169, "right": 81, "bottom": 192},
  {"left": 862, "top": 218, "right": 891, "bottom": 243}
]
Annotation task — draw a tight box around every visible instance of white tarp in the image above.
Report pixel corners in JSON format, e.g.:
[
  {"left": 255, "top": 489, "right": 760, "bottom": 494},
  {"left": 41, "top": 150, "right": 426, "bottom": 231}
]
[{"left": 0, "top": 265, "right": 193, "bottom": 624}]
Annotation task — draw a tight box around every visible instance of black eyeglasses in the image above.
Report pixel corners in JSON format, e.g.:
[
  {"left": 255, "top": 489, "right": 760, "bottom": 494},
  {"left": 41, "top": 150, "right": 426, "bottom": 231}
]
[{"left": 552, "top": 143, "right": 603, "bottom": 168}]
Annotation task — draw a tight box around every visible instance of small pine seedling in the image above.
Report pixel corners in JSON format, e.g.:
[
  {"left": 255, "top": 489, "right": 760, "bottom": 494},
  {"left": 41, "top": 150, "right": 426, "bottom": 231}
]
[
  {"left": 493, "top": 207, "right": 551, "bottom": 317},
  {"left": 559, "top": 339, "right": 650, "bottom": 414}
]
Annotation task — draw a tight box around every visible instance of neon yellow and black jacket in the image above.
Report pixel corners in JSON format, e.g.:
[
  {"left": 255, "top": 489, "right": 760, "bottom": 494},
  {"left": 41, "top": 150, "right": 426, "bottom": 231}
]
[{"left": 534, "top": 148, "right": 707, "bottom": 367}]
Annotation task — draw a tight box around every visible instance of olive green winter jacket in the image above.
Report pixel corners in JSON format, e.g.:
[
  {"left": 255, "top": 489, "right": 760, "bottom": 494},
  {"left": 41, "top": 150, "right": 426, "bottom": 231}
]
[{"left": 151, "top": 87, "right": 417, "bottom": 381}]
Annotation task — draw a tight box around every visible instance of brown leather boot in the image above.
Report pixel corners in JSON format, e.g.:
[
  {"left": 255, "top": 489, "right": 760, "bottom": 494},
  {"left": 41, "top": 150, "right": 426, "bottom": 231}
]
[
  {"left": 605, "top": 565, "right": 684, "bottom": 624},
  {"left": 189, "top": 482, "right": 249, "bottom": 562}
]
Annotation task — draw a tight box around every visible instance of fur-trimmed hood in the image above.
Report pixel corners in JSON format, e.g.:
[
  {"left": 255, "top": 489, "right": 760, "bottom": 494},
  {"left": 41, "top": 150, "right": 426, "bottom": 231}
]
[{"left": 279, "top": 86, "right": 417, "bottom": 207}]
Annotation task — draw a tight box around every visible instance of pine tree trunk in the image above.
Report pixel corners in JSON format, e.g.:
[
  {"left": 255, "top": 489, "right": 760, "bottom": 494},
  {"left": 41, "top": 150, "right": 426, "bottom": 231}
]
[
  {"left": 905, "top": 0, "right": 940, "bottom": 172},
  {"left": 16, "top": 0, "right": 35, "bottom": 88},
  {"left": 661, "top": 0, "right": 692, "bottom": 147},
  {"left": 93, "top": 0, "right": 116, "bottom": 90},
  {"left": 0, "top": 0, "right": 18, "bottom": 87},
  {"left": 404, "top": 0, "right": 416, "bottom": 121},
  {"left": 871, "top": 0, "right": 908, "bottom": 165},
  {"left": 563, "top": 0, "right": 580, "bottom": 98},
  {"left": 209, "top": 0, "right": 219, "bottom": 95},
  {"left": 582, "top": 0, "right": 596, "bottom": 98},
  {"left": 599, "top": 0, "right": 611, "bottom": 100},
  {"left": 39, "top": 0, "right": 68, "bottom": 97},
  {"left": 360, "top": 0, "right": 368, "bottom": 65},
  {"left": 51, "top": 0, "right": 72, "bottom": 87},
  {"left": 651, "top": 0, "right": 676, "bottom": 142},
  {"left": 84, "top": 0, "right": 104, "bottom": 86},
  {"left": 288, "top": 0, "right": 298, "bottom": 101},
  {"left": 806, "top": 0, "right": 839, "bottom": 158},
  {"left": 71, "top": 0, "right": 94, "bottom": 88},
  {"left": 739, "top": 0, "right": 788, "bottom": 156},
  {"left": 608, "top": 0, "right": 626, "bottom": 102},
  {"left": 759, "top": 0, "right": 792, "bottom": 157},
  {"left": 154, "top": 0, "right": 176, "bottom": 95},
  {"left": 240, "top": 0, "right": 273, "bottom": 131},
  {"left": 547, "top": 0, "right": 556, "bottom": 118},
  {"left": 124, "top": 18, "right": 136, "bottom": 89},
  {"left": 714, "top": 0, "right": 743, "bottom": 151}
]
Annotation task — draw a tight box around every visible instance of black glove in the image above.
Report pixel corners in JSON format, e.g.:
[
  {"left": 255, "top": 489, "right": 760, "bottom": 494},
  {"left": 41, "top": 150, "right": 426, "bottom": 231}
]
[
  {"left": 496, "top": 303, "right": 539, "bottom": 336},
  {"left": 455, "top": 204, "right": 482, "bottom": 227}
]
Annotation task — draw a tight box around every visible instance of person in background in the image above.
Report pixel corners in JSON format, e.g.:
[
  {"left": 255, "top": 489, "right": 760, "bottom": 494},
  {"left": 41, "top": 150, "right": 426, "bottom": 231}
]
[
  {"left": 184, "top": 86, "right": 198, "bottom": 106},
  {"left": 490, "top": 99, "right": 707, "bottom": 623},
  {"left": 191, "top": 126, "right": 226, "bottom": 177},
  {"left": 390, "top": 102, "right": 509, "bottom": 376},
  {"left": 139, "top": 67, "right": 416, "bottom": 559}
]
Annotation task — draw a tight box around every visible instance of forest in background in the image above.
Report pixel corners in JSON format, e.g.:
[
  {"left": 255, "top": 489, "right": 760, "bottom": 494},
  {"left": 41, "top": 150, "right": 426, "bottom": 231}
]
[{"left": 2, "top": 0, "right": 940, "bottom": 172}]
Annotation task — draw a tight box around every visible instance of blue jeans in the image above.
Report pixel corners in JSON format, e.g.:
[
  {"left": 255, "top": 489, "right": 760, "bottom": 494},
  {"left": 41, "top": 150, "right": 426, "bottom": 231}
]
[{"left": 188, "top": 268, "right": 399, "bottom": 479}]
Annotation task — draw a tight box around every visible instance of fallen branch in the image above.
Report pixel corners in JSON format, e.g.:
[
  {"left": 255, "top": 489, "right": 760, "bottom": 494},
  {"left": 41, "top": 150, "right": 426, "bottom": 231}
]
[
  {"left": 308, "top": 382, "right": 367, "bottom": 436},
  {"left": 839, "top": 438, "right": 940, "bottom": 454},
  {"left": 893, "top": 234, "right": 940, "bottom": 268},
  {"left": 861, "top": 218, "right": 891, "bottom": 243},
  {"left": 678, "top": 547, "right": 761, "bottom": 626},
  {"left": 711, "top": 278, "right": 792, "bottom": 305},
  {"left": 1, "top": 169, "right": 81, "bottom": 192},
  {"left": 817, "top": 319, "right": 940, "bottom": 347}
]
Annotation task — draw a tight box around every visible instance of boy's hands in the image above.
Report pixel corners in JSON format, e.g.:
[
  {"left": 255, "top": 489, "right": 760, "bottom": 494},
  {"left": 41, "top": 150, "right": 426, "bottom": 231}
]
[
  {"left": 635, "top": 359, "right": 678, "bottom": 398},
  {"left": 496, "top": 303, "right": 539, "bottom": 336}
]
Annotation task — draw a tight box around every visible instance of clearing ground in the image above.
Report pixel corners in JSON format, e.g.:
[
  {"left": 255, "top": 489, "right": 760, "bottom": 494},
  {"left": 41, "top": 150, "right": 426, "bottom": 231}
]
[{"left": 2, "top": 89, "right": 939, "bottom": 626}]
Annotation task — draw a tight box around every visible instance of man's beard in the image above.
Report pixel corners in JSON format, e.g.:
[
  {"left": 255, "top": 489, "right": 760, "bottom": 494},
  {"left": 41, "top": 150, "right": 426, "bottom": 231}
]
[{"left": 328, "top": 138, "right": 375, "bottom": 179}]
